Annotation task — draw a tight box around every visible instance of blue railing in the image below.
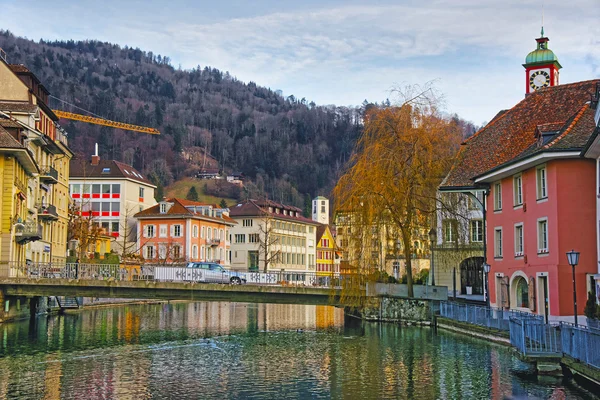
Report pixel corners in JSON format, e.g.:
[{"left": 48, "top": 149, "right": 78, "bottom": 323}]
[
  {"left": 439, "top": 301, "right": 543, "bottom": 332},
  {"left": 560, "top": 323, "right": 600, "bottom": 370},
  {"left": 509, "top": 318, "right": 561, "bottom": 356}
]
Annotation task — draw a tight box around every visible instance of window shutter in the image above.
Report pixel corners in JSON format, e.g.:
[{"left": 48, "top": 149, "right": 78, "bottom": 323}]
[
  {"left": 501, "top": 277, "right": 510, "bottom": 308},
  {"left": 170, "top": 225, "right": 175, "bottom": 237},
  {"left": 528, "top": 277, "right": 536, "bottom": 312}
]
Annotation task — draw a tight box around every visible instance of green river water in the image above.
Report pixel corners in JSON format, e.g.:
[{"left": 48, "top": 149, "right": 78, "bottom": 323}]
[{"left": 0, "top": 302, "right": 597, "bottom": 399}]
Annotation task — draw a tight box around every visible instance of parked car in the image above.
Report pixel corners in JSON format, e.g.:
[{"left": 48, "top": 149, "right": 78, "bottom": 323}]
[{"left": 186, "top": 262, "right": 247, "bottom": 284}]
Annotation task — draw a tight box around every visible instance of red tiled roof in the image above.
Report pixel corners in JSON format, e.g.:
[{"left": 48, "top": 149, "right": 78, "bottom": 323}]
[
  {"left": 0, "top": 125, "right": 25, "bottom": 149},
  {"left": 441, "top": 80, "right": 600, "bottom": 189},
  {"left": 69, "top": 158, "right": 154, "bottom": 186},
  {"left": 229, "top": 199, "right": 318, "bottom": 224},
  {"left": 134, "top": 198, "right": 237, "bottom": 225}
]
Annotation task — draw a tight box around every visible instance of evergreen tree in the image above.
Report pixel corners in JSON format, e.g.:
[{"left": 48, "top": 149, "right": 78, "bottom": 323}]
[
  {"left": 186, "top": 186, "right": 199, "bottom": 201},
  {"left": 219, "top": 199, "right": 228, "bottom": 208}
]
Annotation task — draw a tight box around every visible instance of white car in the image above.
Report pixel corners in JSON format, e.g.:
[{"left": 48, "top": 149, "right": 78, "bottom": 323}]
[{"left": 186, "top": 262, "right": 247, "bottom": 284}]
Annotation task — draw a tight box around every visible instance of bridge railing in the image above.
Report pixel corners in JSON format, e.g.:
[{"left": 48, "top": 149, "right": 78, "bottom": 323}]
[
  {"left": 0, "top": 262, "right": 358, "bottom": 289},
  {"left": 560, "top": 322, "right": 600, "bottom": 370},
  {"left": 439, "top": 301, "right": 544, "bottom": 331}
]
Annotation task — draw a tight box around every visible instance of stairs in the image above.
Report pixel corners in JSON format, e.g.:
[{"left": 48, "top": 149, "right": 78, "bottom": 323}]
[{"left": 50, "top": 296, "right": 82, "bottom": 310}]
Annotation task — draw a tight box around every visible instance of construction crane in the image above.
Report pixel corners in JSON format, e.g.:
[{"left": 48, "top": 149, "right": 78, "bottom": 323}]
[{"left": 52, "top": 110, "right": 160, "bottom": 135}]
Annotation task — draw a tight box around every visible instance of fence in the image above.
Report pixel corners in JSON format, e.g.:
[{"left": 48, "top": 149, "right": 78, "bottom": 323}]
[
  {"left": 561, "top": 323, "right": 600, "bottom": 370},
  {"left": 439, "top": 301, "right": 543, "bottom": 331},
  {"left": 0, "top": 262, "right": 356, "bottom": 289},
  {"left": 509, "top": 318, "right": 561, "bottom": 356}
]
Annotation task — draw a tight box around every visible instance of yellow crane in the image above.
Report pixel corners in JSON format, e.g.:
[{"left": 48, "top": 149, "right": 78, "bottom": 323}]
[{"left": 52, "top": 110, "right": 160, "bottom": 135}]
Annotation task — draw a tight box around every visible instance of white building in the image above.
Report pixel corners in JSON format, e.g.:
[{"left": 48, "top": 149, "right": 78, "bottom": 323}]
[
  {"left": 229, "top": 199, "right": 319, "bottom": 272},
  {"left": 312, "top": 196, "right": 329, "bottom": 225},
  {"left": 69, "top": 149, "right": 156, "bottom": 256}
]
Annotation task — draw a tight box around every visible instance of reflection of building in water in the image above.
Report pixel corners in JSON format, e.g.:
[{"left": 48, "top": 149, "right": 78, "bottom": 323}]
[
  {"left": 43, "top": 354, "right": 62, "bottom": 400},
  {"left": 315, "top": 306, "right": 342, "bottom": 329}
]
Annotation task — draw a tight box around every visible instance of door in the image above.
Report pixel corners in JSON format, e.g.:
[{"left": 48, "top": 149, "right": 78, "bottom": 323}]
[
  {"left": 541, "top": 276, "right": 549, "bottom": 324},
  {"left": 460, "top": 257, "right": 484, "bottom": 295},
  {"left": 248, "top": 251, "right": 259, "bottom": 272}
]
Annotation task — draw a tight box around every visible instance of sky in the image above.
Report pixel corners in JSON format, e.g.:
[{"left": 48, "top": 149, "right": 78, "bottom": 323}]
[{"left": 2, "top": 0, "right": 599, "bottom": 125}]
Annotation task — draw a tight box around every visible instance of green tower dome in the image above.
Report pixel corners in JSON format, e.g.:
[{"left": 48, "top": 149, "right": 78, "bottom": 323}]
[{"left": 523, "top": 28, "right": 562, "bottom": 68}]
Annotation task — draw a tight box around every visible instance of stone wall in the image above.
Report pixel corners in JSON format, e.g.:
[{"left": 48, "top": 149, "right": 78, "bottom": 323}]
[{"left": 356, "top": 297, "right": 432, "bottom": 324}]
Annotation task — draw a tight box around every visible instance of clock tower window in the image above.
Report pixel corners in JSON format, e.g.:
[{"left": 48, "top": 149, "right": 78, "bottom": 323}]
[{"left": 522, "top": 27, "right": 562, "bottom": 95}]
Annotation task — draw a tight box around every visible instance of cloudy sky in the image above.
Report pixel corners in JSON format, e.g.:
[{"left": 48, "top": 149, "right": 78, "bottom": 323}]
[{"left": 2, "top": 0, "right": 599, "bottom": 124}]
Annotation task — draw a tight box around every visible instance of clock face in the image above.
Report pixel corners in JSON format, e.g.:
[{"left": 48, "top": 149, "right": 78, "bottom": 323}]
[{"left": 529, "top": 70, "right": 550, "bottom": 90}]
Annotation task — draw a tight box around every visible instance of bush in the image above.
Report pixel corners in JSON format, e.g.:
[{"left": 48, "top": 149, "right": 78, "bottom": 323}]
[
  {"left": 413, "top": 269, "right": 430, "bottom": 285},
  {"left": 584, "top": 291, "right": 600, "bottom": 320}
]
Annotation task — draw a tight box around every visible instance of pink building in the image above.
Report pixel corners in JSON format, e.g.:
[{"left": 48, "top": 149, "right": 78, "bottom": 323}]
[{"left": 439, "top": 30, "right": 600, "bottom": 322}]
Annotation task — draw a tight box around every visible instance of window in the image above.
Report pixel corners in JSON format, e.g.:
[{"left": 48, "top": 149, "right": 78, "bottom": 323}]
[
  {"left": 443, "top": 219, "right": 457, "bottom": 243},
  {"left": 243, "top": 219, "right": 253, "bottom": 227},
  {"left": 514, "top": 224, "right": 524, "bottom": 256},
  {"left": 513, "top": 175, "right": 523, "bottom": 206},
  {"left": 494, "top": 182, "right": 502, "bottom": 211},
  {"left": 494, "top": 228, "right": 503, "bottom": 258},
  {"left": 112, "top": 184, "right": 120, "bottom": 195},
  {"left": 235, "top": 234, "right": 246, "bottom": 243},
  {"left": 145, "top": 246, "right": 154, "bottom": 259},
  {"left": 173, "top": 245, "right": 181, "bottom": 259},
  {"left": 102, "top": 167, "right": 110, "bottom": 174},
  {"left": 92, "top": 184, "right": 101, "bottom": 195},
  {"left": 201, "top": 246, "right": 205, "bottom": 260},
  {"left": 159, "top": 225, "right": 167, "bottom": 238},
  {"left": 102, "top": 184, "right": 111, "bottom": 194},
  {"left": 201, "top": 226, "right": 205, "bottom": 239},
  {"left": 249, "top": 233, "right": 260, "bottom": 243},
  {"left": 468, "top": 191, "right": 484, "bottom": 210},
  {"left": 173, "top": 225, "right": 182, "bottom": 237},
  {"left": 538, "top": 219, "right": 548, "bottom": 253},
  {"left": 193, "top": 225, "right": 198, "bottom": 238},
  {"left": 192, "top": 245, "right": 198, "bottom": 259},
  {"left": 160, "top": 203, "right": 167, "bottom": 214},
  {"left": 470, "top": 220, "right": 483, "bottom": 242},
  {"left": 139, "top": 187, "right": 145, "bottom": 200},
  {"left": 536, "top": 166, "right": 547, "bottom": 199},
  {"left": 145, "top": 225, "right": 155, "bottom": 238},
  {"left": 112, "top": 202, "right": 120, "bottom": 213}
]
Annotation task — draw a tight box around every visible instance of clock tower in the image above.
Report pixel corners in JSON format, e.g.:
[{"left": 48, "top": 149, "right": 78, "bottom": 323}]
[{"left": 523, "top": 27, "right": 562, "bottom": 95}]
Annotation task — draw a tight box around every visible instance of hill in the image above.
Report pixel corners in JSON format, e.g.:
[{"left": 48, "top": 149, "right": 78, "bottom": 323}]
[{"left": 0, "top": 30, "right": 362, "bottom": 212}]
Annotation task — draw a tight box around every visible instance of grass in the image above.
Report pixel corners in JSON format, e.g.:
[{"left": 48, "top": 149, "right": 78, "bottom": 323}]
[{"left": 165, "top": 177, "right": 238, "bottom": 207}]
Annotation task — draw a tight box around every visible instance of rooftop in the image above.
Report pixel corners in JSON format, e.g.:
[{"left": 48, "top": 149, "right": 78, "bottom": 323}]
[{"left": 69, "top": 158, "right": 155, "bottom": 186}]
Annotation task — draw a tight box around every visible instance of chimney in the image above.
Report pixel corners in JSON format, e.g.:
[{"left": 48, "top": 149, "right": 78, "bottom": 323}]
[{"left": 91, "top": 143, "right": 100, "bottom": 166}]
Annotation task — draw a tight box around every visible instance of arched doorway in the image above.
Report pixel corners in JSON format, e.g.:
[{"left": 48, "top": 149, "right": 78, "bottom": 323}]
[{"left": 460, "top": 257, "right": 484, "bottom": 295}]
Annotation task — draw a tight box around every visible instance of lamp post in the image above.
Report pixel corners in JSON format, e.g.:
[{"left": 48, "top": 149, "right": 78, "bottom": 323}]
[
  {"left": 428, "top": 228, "right": 437, "bottom": 286},
  {"left": 483, "top": 263, "right": 491, "bottom": 308},
  {"left": 566, "top": 250, "right": 580, "bottom": 326}
]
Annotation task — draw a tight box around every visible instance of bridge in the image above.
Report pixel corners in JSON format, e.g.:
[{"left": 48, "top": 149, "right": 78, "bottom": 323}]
[{"left": 0, "top": 263, "right": 356, "bottom": 308}]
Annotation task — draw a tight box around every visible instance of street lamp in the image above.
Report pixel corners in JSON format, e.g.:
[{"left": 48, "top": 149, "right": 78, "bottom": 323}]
[
  {"left": 483, "top": 263, "right": 491, "bottom": 307},
  {"left": 566, "top": 250, "right": 580, "bottom": 326},
  {"left": 428, "top": 228, "right": 437, "bottom": 286}
]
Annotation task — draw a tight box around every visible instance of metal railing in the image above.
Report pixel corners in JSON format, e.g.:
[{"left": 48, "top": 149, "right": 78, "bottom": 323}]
[
  {"left": 38, "top": 204, "right": 58, "bottom": 219},
  {"left": 509, "top": 318, "right": 561, "bottom": 356},
  {"left": 40, "top": 166, "right": 59, "bottom": 183},
  {"left": 560, "top": 323, "right": 600, "bottom": 370},
  {"left": 439, "top": 301, "right": 544, "bottom": 331},
  {"left": 0, "top": 262, "right": 358, "bottom": 289}
]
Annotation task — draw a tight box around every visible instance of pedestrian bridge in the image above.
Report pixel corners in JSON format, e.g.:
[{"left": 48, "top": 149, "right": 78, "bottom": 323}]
[{"left": 0, "top": 263, "right": 356, "bottom": 306}]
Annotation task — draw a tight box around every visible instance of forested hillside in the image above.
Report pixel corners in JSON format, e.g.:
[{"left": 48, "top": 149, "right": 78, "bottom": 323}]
[{"left": 0, "top": 30, "right": 476, "bottom": 211}]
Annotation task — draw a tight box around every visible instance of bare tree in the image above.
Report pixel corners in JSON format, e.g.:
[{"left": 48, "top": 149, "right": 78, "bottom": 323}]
[{"left": 256, "top": 207, "right": 281, "bottom": 273}]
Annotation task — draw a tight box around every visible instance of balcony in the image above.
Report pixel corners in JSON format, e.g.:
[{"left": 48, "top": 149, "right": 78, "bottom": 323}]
[
  {"left": 15, "top": 221, "right": 43, "bottom": 244},
  {"left": 206, "top": 238, "right": 221, "bottom": 246},
  {"left": 38, "top": 204, "right": 59, "bottom": 221},
  {"left": 39, "top": 166, "right": 59, "bottom": 184}
]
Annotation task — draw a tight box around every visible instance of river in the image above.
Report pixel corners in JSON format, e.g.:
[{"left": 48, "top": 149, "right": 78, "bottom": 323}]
[{"left": 0, "top": 302, "right": 596, "bottom": 399}]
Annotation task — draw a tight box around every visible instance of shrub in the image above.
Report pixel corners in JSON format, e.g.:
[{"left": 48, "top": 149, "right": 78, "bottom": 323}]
[{"left": 584, "top": 291, "right": 600, "bottom": 320}]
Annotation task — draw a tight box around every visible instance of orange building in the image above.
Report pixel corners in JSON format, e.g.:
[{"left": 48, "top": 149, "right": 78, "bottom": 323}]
[{"left": 134, "top": 198, "right": 236, "bottom": 265}]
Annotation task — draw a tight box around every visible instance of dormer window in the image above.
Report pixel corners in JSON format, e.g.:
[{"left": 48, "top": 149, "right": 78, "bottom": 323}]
[
  {"left": 101, "top": 167, "right": 110, "bottom": 174},
  {"left": 160, "top": 203, "right": 167, "bottom": 214}
]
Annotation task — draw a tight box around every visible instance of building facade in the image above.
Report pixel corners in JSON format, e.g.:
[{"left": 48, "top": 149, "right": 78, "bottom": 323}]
[
  {"left": 69, "top": 151, "right": 156, "bottom": 258},
  {"left": 316, "top": 225, "right": 337, "bottom": 276},
  {"left": 134, "top": 198, "right": 235, "bottom": 265},
  {"left": 0, "top": 55, "right": 72, "bottom": 267},
  {"left": 229, "top": 199, "right": 319, "bottom": 272},
  {"left": 439, "top": 30, "right": 600, "bottom": 322}
]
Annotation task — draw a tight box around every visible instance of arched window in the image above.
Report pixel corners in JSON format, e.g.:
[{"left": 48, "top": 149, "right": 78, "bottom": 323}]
[{"left": 516, "top": 277, "right": 529, "bottom": 308}]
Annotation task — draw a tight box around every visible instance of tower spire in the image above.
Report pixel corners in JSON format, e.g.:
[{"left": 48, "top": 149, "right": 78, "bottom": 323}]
[{"left": 541, "top": 0, "right": 545, "bottom": 37}]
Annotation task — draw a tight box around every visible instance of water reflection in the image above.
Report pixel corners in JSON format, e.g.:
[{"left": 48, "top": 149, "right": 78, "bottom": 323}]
[{"left": 0, "top": 302, "right": 595, "bottom": 399}]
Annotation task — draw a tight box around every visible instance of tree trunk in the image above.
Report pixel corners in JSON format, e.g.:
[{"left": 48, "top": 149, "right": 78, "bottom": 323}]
[{"left": 403, "top": 233, "right": 414, "bottom": 298}]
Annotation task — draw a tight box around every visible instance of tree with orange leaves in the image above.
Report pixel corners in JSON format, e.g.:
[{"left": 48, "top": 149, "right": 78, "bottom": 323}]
[{"left": 333, "top": 85, "right": 462, "bottom": 297}]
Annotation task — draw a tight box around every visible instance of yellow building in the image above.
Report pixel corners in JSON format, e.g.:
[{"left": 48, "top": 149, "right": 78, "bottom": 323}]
[
  {"left": 0, "top": 53, "right": 72, "bottom": 266},
  {"left": 316, "top": 225, "right": 337, "bottom": 276}
]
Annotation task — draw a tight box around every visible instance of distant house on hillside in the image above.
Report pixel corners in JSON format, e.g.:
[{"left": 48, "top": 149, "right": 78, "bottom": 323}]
[
  {"left": 226, "top": 172, "right": 244, "bottom": 186},
  {"left": 196, "top": 168, "right": 221, "bottom": 179}
]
